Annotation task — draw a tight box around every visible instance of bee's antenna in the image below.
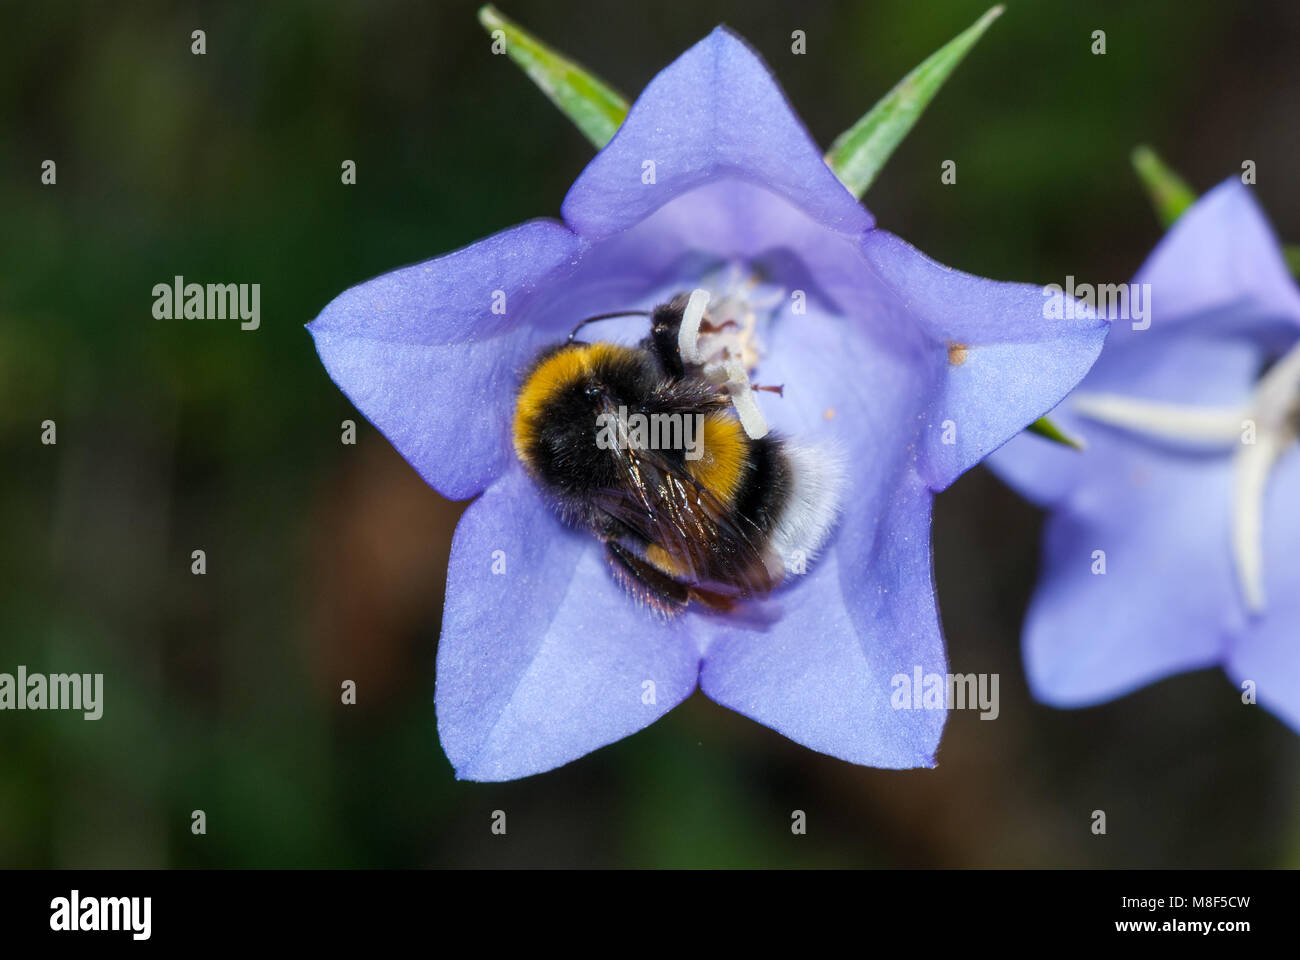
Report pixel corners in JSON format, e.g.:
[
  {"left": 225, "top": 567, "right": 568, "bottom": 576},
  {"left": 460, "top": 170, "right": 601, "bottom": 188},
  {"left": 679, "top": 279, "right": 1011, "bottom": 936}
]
[{"left": 568, "top": 310, "right": 651, "bottom": 343}]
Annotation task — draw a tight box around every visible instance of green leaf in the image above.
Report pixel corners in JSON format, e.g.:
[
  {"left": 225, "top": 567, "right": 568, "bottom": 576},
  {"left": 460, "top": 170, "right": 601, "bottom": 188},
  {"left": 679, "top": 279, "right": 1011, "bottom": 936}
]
[
  {"left": 478, "top": 5, "right": 628, "bottom": 149},
  {"left": 1285, "top": 244, "right": 1300, "bottom": 277},
  {"left": 1027, "top": 415, "right": 1085, "bottom": 451},
  {"left": 1130, "top": 145, "right": 1197, "bottom": 229},
  {"left": 825, "top": 5, "right": 1004, "bottom": 198}
]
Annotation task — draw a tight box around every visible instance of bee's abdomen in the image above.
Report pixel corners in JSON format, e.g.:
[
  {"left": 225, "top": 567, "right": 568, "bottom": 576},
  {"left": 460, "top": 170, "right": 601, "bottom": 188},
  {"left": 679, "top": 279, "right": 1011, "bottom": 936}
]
[
  {"left": 694, "top": 430, "right": 843, "bottom": 586},
  {"left": 730, "top": 435, "right": 791, "bottom": 535}
]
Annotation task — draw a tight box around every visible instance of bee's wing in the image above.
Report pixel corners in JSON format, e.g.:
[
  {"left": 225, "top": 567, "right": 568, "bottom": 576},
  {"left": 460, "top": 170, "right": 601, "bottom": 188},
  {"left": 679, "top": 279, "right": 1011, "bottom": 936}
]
[{"left": 593, "top": 442, "right": 778, "bottom": 597}]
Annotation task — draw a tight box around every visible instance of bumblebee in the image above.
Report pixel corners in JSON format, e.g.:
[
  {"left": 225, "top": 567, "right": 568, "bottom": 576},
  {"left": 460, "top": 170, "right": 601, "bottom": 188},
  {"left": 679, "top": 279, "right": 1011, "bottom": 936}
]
[{"left": 512, "top": 290, "right": 843, "bottom": 615}]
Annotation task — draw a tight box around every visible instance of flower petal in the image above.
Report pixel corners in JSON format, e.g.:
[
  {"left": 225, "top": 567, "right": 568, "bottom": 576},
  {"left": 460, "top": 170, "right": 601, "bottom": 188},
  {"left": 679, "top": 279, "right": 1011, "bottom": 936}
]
[
  {"left": 699, "top": 469, "right": 946, "bottom": 768},
  {"left": 562, "top": 27, "right": 872, "bottom": 242},
  {"left": 1023, "top": 451, "right": 1235, "bottom": 706},
  {"left": 1124, "top": 178, "right": 1300, "bottom": 348},
  {"left": 308, "top": 219, "right": 587, "bottom": 501},
  {"left": 1223, "top": 447, "right": 1300, "bottom": 733},
  {"left": 435, "top": 467, "right": 700, "bottom": 781},
  {"left": 755, "top": 294, "right": 932, "bottom": 455},
  {"left": 861, "top": 230, "right": 1109, "bottom": 491},
  {"left": 989, "top": 335, "right": 1267, "bottom": 507}
]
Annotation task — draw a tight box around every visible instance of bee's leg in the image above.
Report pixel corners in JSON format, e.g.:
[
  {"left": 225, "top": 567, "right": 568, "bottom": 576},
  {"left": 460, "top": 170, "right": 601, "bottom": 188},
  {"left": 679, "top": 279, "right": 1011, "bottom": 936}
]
[
  {"left": 684, "top": 586, "right": 735, "bottom": 613},
  {"left": 604, "top": 541, "right": 690, "bottom": 616}
]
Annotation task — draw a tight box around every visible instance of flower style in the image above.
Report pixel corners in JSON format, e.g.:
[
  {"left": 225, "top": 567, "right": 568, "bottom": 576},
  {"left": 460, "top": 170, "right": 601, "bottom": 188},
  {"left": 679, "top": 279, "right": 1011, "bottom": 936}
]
[
  {"left": 309, "top": 27, "right": 1107, "bottom": 780},
  {"left": 989, "top": 179, "right": 1300, "bottom": 731}
]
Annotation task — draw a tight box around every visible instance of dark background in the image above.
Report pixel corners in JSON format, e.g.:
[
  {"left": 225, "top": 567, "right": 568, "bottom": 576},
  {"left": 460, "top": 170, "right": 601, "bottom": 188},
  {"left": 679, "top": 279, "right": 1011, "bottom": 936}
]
[{"left": 2, "top": 0, "right": 1297, "bottom": 867}]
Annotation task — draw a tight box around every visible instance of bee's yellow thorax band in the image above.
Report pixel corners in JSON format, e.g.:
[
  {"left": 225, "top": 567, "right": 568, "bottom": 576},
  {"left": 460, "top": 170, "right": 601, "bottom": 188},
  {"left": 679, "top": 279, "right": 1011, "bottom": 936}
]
[{"left": 513, "top": 342, "right": 633, "bottom": 463}]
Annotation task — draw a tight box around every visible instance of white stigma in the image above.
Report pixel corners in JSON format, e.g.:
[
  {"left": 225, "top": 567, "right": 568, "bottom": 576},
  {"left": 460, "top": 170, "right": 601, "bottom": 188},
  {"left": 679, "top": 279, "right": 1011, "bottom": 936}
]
[
  {"left": 676, "top": 272, "right": 780, "bottom": 441},
  {"left": 1232, "top": 431, "right": 1277, "bottom": 613},
  {"left": 1070, "top": 394, "right": 1246, "bottom": 448},
  {"left": 709, "top": 358, "right": 769, "bottom": 439},
  {"left": 677, "top": 288, "right": 710, "bottom": 365},
  {"left": 1073, "top": 340, "right": 1300, "bottom": 615}
]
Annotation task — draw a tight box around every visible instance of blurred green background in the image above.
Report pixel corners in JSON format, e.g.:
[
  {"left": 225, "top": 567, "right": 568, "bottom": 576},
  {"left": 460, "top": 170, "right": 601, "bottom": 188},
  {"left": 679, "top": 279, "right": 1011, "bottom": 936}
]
[{"left": 2, "top": 0, "right": 1298, "bottom": 868}]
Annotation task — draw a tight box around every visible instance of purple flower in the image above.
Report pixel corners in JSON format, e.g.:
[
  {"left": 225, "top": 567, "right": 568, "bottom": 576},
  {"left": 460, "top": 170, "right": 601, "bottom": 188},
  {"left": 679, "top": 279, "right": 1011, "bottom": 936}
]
[
  {"left": 309, "top": 28, "right": 1107, "bottom": 780},
  {"left": 989, "top": 179, "right": 1300, "bottom": 731}
]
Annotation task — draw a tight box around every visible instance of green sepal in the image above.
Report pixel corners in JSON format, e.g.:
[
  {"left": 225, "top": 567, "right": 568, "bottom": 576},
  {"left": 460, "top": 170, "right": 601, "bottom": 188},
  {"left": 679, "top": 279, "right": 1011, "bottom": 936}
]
[
  {"left": 1131, "top": 145, "right": 1197, "bottom": 229},
  {"left": 1132, "top": 145, "right": 1300, "bottom": 279},
  {"left": 1026, "top": 415, "right": 1085, "bottom": 451},
  {"left": 478, "top": 5, "right": 628, "bottom": 149},
  {"left": 825, "top": 6, "right": 1004, "bottom": 198}
]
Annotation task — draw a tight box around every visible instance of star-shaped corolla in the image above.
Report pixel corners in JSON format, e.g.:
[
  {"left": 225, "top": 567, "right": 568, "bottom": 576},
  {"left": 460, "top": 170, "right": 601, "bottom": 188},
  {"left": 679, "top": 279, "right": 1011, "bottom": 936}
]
[
  {"left": 309, "top": 27, "right": 1107, "bottom": 780},
  {"left": 989, "top": 179, "right": 1300, "bottom": 731}
]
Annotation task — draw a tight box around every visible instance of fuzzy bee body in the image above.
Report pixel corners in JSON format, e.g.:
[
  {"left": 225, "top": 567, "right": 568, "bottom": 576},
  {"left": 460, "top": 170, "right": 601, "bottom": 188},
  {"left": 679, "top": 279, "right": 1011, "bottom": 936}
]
[{"left": 512, "top": 295, "right": 842, "bottom": 615}]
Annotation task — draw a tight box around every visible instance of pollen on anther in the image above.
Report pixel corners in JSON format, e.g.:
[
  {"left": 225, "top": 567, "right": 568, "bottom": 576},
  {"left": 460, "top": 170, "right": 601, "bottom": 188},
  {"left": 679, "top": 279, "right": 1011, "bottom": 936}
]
[{"left": 948, "top": 342, "right": 969, "bottom": 366}]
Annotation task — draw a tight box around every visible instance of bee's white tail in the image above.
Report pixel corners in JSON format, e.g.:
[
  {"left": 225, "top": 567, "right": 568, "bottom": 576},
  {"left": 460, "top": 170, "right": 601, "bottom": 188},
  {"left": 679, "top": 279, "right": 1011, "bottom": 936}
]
[{"left": 768, "top": 439, "right": 847, "bottom": 576}]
